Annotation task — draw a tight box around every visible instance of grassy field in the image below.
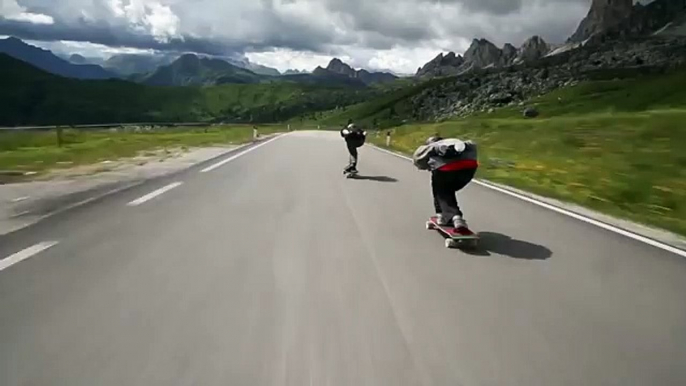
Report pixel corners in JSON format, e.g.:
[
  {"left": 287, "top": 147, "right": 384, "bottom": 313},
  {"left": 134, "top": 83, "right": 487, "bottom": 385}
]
[
  {"left": 370, "top": 70, "right": 686, "bottom": 237},
  {"left": 0, "top": 124, "right": 283, "bottom": 176}
]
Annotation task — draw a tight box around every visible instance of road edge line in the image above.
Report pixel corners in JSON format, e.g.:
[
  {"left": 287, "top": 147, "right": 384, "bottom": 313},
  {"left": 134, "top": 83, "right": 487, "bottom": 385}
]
[
  {"left": 201, "top": 135, "right": 284, "bottom": 173},
  {"left": 371, "top": 145, "right": 686, "bottom": 258}
]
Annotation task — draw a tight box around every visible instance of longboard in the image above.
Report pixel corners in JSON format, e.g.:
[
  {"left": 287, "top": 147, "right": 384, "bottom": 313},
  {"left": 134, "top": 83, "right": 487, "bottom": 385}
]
[{"left": 426, "top": 216, "right": 479, "bottom": 249}]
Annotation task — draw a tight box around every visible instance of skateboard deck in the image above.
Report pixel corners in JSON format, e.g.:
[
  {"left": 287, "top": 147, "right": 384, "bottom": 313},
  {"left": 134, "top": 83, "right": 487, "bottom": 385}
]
[{"left": 426, "top": 216, "right": 479, "bottom": 249}]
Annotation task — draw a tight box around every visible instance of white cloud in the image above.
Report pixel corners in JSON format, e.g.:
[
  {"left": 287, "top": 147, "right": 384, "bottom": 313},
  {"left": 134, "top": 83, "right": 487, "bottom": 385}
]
[
  {"left": 0, "top": 0, "right": 54, "bottom": 25},
  {"left": 1, "top": 0, "right": 593, "bottom": 72},
  {"left": 143, "top": 2, "right": 180, "bottom": 42},
  {"left": 105, "top": 0, "right": 180, "bottom": 42}
]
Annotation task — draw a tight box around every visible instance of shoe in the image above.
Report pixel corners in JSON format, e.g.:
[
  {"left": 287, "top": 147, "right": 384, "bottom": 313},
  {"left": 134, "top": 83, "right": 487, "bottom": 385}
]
[
  {"left": 435, "top": 214, "right": 450, "bottom": 226},
  {"left": 452, "top": 215, "right": 468, "bottom": 230}
]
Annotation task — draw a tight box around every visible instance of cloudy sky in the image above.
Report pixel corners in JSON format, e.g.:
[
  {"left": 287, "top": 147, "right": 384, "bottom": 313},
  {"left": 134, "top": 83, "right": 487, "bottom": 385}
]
[{"left": 0, "top": 0, "right": 595, "bottom": 73}]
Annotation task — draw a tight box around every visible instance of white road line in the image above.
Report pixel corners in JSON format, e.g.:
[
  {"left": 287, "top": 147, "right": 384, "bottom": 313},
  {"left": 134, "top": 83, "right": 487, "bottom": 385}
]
[
  {"left": 201, "top": 135, "right": 282, "bottom": 173},
  {"left": 0, "top": 241, "right": 59, "bottom": 272},
  {"left": 127, "top": 182, "right": 183, "bottom": 206},
  {"left": 372, "top": 145, "right": 686, "bottom": 258}
]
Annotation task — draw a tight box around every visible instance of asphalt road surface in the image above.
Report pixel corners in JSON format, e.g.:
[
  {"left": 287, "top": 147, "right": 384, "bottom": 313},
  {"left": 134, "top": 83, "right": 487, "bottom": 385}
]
[{"left": 1, "top": 131, "right": 685, "bottom": 386}]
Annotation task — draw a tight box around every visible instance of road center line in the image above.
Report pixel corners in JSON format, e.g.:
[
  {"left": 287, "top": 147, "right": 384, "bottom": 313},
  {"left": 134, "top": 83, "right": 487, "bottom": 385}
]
[
  {"left": 200, "top": 135, "right": 282, "bottom": 173},
  {"left": 372, "top": 145, "right": 686, "bottom": 258},
  {"left": 127, "top": 182, "right": 183, "bottom": 206},
  {"left": 0, "top": 241, "right": 59, "bottom": 272}
]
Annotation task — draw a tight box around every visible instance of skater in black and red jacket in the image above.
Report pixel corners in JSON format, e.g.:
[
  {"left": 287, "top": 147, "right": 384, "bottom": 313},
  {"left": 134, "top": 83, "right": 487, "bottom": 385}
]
[
  {"left": 340, "top": 120, "right": 367, "bottom": 174},
  {"left": 412, "top": 136, "right": 478, "bottom": 230}
]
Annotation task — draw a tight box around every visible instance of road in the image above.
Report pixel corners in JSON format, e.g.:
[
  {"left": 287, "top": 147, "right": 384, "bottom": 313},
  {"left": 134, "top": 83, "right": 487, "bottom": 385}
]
[{"left": 1, "top": 131, "right": 685, "bottom": 386}]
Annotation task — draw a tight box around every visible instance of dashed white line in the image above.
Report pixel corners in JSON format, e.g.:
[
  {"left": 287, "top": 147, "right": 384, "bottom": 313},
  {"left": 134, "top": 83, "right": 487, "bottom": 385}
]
[
  {"left": 372, "top": 145, "right": 686, "bottom": 258},
  {"left": 201, "top": 135, "right": 282, "bottom": 173},
  {"left": 0, "top": 241, "right": 59, "bottom": 272},
  {"left": 127, "top": 182, "right": 183, "bottom": 206}
]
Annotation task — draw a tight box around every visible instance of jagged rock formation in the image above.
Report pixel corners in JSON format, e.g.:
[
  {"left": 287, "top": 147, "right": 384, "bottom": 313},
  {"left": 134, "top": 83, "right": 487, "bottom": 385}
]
[
  {"left": 401, "top": 0, "right": 686, "bottom": 123},
  {"left": 586, "top": 0, "right": 686, "bottom": 42},
  {"left": 516, "top": 36, "right": 551, "bottom": 63},
  {"left": 502, "top": 43, "right": 518, "bottom": 63},
  {"left": 409, "top": 36, "right": 686, "bottom": 121},
  {"left": 416, "top": 36, "right": 552, "bottom": 77},
  {"left": 416, "top": 52, "right": 465, "bottom": 77},
  {"left": 569, "top": 0, "right": 634, "bottom": 43},
  {"left": 463, "top": 39, "right": 504, "bottom": 68}
]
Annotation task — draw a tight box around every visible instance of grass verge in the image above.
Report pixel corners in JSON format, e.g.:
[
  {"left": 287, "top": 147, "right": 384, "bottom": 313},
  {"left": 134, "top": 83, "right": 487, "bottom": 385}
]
[
  {"left": 0, "top": 124, "right": 282, "bottom": 177},
  {"left": 371, "top": 110, "right": 686, "bottom": 237}
]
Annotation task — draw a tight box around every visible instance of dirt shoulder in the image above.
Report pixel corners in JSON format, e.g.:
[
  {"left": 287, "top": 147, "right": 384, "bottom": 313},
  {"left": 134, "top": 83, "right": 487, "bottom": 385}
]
[{"left": 0, "top": 146, "right": 236, "bottom": 235}]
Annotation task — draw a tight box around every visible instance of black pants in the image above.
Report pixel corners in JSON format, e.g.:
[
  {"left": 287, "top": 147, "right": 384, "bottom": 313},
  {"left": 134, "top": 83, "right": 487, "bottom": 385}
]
[
  {"left": 432, "top": 168, "right": 477, "bottom": 219},
  {"left": 346, "top": 142, "right": 358, "bottom": 169}
]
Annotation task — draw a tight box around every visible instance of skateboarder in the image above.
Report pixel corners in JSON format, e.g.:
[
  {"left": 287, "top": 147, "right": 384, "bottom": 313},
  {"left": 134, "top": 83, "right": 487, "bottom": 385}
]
[
  {"left": 340, "top": 119, "right": 367, "bottom": 174},
  {"left": 412, "top": 135, "right": 478, "bottom": 230}
]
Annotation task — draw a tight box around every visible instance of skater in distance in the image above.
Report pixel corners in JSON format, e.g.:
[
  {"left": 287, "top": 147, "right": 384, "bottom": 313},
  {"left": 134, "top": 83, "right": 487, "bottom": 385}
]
[
  {"left": 340, "top": 119, "right": 367, "bottom": 175},
  {"left": 412, "top": 135, "right": 478, "bottom": 231}
]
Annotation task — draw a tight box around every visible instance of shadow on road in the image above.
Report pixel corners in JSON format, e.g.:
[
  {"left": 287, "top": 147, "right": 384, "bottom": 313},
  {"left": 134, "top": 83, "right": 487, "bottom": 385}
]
[
  {"left": 351, "top": 175, "right": 398, "bottom": 183},
  {"left": 465, "top": 232, "right": 553, "bottom": 260}
]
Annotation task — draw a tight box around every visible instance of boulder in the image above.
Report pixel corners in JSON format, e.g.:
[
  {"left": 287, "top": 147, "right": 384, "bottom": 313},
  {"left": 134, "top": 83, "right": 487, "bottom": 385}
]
[{"left": 523, "top": 107, "right": 540, "bottom": 118}]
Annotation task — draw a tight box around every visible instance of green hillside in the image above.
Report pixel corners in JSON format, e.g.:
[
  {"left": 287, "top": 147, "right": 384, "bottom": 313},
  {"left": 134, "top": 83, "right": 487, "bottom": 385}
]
[
  {"left": 0, "top": 54, "right": 375, "bottom": 126},
  {"left": 135, "top": 54, "right": 263, "bottom": 86}
]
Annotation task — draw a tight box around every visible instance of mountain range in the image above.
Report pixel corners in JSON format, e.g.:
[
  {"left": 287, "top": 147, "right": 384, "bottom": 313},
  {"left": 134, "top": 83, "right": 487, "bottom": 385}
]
[
  {"left": 0, "top": 52, "right": 378, "bottom": 126},
  {"left": 0, "top": 37, "right": 118, "bottom": 80},
  {"left": 1, "top": 36, "right": 396, "bottom": 88},
  {"left": 313, "top": 58, "right": 398, "bottom": 85},
  {"left": 133, "top": 54, "right": 264, "bottom": 86}
]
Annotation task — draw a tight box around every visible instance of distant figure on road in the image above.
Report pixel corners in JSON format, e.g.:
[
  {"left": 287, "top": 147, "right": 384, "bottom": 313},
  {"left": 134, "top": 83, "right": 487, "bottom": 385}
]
[
  {"left": 412, "top": 136, "right": 478, "bottom": 230},
  {"left": 340, "top": 119, "right": 366, "bottom": 174}
]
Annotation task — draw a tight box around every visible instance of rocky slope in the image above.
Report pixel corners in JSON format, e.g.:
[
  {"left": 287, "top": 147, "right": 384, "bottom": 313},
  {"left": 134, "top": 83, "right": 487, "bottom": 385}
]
[
  {"left": 406, "top": 0, "right": 686, "bottom": 121},
  {"left": 587, "top": 0, "right": 686, "bottom": 42},
  {"left": 313, "top": 58, "right": 398, "bottom": 85},
  {"left": 409, "top": 36, "right": 686, "bottom": 121}
]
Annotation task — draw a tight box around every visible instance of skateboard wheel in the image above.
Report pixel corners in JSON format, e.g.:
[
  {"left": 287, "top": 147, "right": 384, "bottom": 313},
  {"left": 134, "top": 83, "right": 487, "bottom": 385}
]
[
  {"left": 426, "top": 221, "right": 435, "bottom": 230},
  {"left": 445, "top": 239, "right": 457, "bottom": 249}
]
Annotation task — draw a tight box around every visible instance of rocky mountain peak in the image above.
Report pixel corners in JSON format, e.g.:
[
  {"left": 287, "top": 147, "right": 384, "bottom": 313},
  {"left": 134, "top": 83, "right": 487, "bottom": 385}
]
[
  {"left": 517, "top": 35, "right": 551, "bottom": 63},
  {"left": 463, "top": 38, "right": 503, "bottom": 68},
  {"left": 416, "top": 51, "right": 466, "bottom": 76},
  {"left": 316, "top": 58, "right": 397, "bottom": 85},
  {"left": 569, "top": 0, "right": 634, "bottom": 42},
  {"left": 502, "top": 43, "right": 518, "bottom": 62},
  {"left": 326, "top": 58, "right": 356, "bottom": 77}
]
